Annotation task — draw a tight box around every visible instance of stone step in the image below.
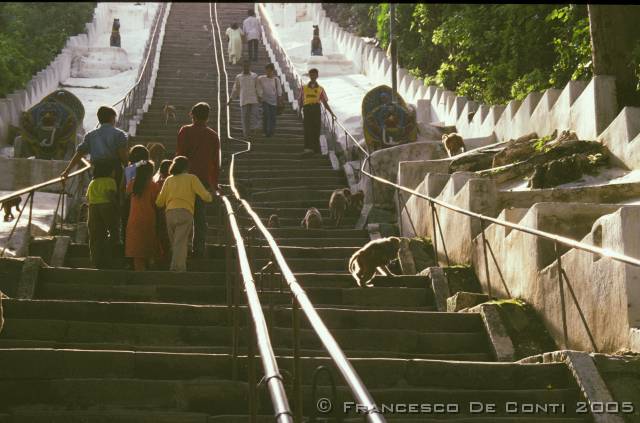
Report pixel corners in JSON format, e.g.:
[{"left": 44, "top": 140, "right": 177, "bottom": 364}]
[
  {"left": 251, "top": 227, "right": 368, "bottom": 239},
  {"left": 0, "top": 349, "right": 579, "bottom": 390},
  {"left": 0, "top": 376, "right": 588, "bottom": 418},
  {"left": 65, "top": 244, "right": 226, "bottom": 259},
  {"left": 0, "top": 411, "right": 592, "bottom": 423}
]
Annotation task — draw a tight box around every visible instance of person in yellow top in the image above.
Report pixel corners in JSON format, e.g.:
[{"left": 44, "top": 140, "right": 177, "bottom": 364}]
[
  {"left": 86, "top": 161, "right": 119, "bottom": 269},
  {"left": 155, "top": 156, "right": 213, "bottom": 271},
  {"left": 297, "top": 68, "right": 335, "bottom": 156}
]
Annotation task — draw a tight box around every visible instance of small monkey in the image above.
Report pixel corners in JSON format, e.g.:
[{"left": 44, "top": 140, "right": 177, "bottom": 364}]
[
  {"left": 300, "top": 207, "right": 323, "bottom": 229},
  {"left": 329, "top": 188, "right": 351, "bottom": 227},
  {"left": 442, "top": 133, "right": 466, "bottom": 157},
  {"left": 348, "top": 190, "right": 364, "bottom": 215},
  {"left": 267, "top": 214, "right": 280, "bottom": 228},
  {"left": 1, "top": 196, "right": 21, "bottom": 222},
  {"left": 146, "top": 143, "right": 167, "bottom": 171},
  {"left": 348, "top": 236, "right": 401, "bottom": 288},
  {"left": 162, "top": 102, "right": 177, "bottom": 126}
]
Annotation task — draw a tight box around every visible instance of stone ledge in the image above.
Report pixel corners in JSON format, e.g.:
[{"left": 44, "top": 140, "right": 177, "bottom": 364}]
[{"left": 518, "top": 350, "right": 625, "bottom": 423}]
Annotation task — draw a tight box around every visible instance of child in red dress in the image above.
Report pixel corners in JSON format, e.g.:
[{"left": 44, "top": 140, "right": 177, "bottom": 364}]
[{"left": 125, "top": 161, "right": 160, "bottom": 271}]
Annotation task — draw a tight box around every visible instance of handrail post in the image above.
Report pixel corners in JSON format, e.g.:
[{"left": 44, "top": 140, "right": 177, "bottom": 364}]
[
  {"left": 555, "top": 241, "right": 569, "bottom": 348},
  {"left": 26, "top": 191, "right": 35, "bottom": 254},
  {"left": 429, "top": 200, "right": 439, "bottom": 267},
  {"left": 225, "top": 217, "right": 233, "bottom": 307},
  {"left": 292, "top": 297, "right": 303, "bottom": 422},
  {"left": 248, "top": 312, "right": 258, "bottom": 423},
  {"left": 480, "top": 219, "right": 492, "bottom": 300},
  {"left": 232, "top": 253, "right": 240, "bottom": 381}
]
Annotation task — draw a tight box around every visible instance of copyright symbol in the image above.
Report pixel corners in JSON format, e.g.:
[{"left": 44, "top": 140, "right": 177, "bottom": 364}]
[{"left": 317, "top": 397, "right": 332, "bottom": 413}]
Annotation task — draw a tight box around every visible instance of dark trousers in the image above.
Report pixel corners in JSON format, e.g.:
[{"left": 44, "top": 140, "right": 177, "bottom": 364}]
[
  {"left": 192, "top": 182, "right": 210, "bottom": 258},
  {"left": 262, "top": 102, "right": 277, "bottom": 137},
  {"left": 88, "top": 203, "right": 120, "bottom": 269},
  {"left": 303, "top": 103, "right": 321, "bottom": 153},
  {"left": 91, "top": 159, "right": 124, "bottom": 242},
  {"left": 248, "top": 39, "right": 258, "bottom": 61}
]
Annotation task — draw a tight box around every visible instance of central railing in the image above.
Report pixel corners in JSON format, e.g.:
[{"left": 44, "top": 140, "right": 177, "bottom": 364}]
[
  {"left": 208, "top": 4, "right": 294, "bottom": 422},
  {"left": 256, "top": 3, "right": 640, "bottom": 354},
  {"left": 214, "top": 3, "right": 386, "bottom": 422}
]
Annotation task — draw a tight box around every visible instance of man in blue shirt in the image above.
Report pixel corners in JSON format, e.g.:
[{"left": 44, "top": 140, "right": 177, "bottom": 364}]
[
  {"left": 61, "top": 106, "right": 129, "bottom": 243},
  {"left": 61, "top": 106, "right": 129, "bottom": 181}
]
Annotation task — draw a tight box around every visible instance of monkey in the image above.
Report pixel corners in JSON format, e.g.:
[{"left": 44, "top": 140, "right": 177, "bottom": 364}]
[
  {"left": 1, "top": 196, "right": 21, "bottom": 222},
  {"left": 146, "top": 143, "right": 167, "bottom": 171},
  {"left": 267, "top": 214, "right": 280, "bottom": 228},
  {"left": 348, "top": 236, "right": 401, "bottom": 288},
  {"left": 329, "top": 188, "right": 351, "bottom": 227},
  {"left": 162, "top": 102, "right": 177, "bottom": 126},
  {"left": 348, "top": 190, "right": 364, "bottom": 216},
  {"left": 300, "top": 207, "right": 323, "bottom": 229},
  {"left": 442, "top": 133, "right": 466, "bottom": 157}
]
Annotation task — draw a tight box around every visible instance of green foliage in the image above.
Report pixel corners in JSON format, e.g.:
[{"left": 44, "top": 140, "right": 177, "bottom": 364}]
[
  {"left": 0, "top": 2, "right": 96, "bottom": 97},
  {"left": 326, "top": 3, "right": 594, "bottom": 106},
  {"left": 533, "top": 134, "right": 555, "bottom": 153}
]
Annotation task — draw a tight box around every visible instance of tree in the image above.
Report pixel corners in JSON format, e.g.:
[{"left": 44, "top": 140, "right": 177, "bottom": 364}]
[{"left": 588, "top": 5, "right": 640, "bottom": 109}]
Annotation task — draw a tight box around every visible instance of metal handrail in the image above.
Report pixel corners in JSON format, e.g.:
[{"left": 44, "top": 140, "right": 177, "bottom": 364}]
[
  {"left": 113, "top": 3, "right": 167, "bottom": 131},
  {"left": 220, "top": 194, "right": 294, "bottom": 423},
  {"left": 209, "top": 5, "right": 293, "bottom": 422},
  {"left": 218, "top": 3, "right": 386, "bottom": 422},
  {"left": 0, "top": 157, "right": 90, "bottom": 205}
]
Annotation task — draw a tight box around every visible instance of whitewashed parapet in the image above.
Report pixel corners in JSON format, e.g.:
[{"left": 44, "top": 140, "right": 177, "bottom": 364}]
[
  {"left": 0, "top": 3, "right": 109, "bottom": 147},
  {"left": 129, "top": 3, "right": 172, "bottom": 137}
]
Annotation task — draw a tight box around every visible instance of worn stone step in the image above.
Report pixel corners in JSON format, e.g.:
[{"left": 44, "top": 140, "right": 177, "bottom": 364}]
[
  {"left": 252, "top": 227, "right": 368, "bottom": 238},
  {"left": 0, "top": 413, "right": 591, "bottom": 423},
  {"left": 0, "top": 317, "right": 486, "bottom": 355},
  {"left": 247, "top": 237, "right": 368, "bottom": 248},
  {"left": 65, "top": 244, "right": 226, "bottom": 260},
  {"left": 247, "top": 245, "right": 358, "bottom": 260},
  {"left": 0, "top": 378, "right": 586, "bottom": 418},
  {"left": 64, "top": 257, "right": 227, "bottom": 272}
]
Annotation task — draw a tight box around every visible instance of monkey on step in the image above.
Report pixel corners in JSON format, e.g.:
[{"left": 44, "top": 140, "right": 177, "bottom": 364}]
[
  {"left": 267, "top": 214, "right": 280, "bottom": 228},
  {"left": 442, "top": 133, "right": 466, "bottom": 157},
  {"left": 348, "top": 236, "right": 401, "bottom": 288},
  {"left": 329, "top": 188, "right": 351, "bottom": 227},
  {"left": 301, "top": 207, "right": 323, "bottom": 229},
  {"left": 1, "top": 196, "right": 21, "bottom": 222},
  {"left": 162, "top": 102, "right": 177, "bottom": 126}
]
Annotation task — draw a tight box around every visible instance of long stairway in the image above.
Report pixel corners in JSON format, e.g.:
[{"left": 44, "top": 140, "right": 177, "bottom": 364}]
[
  {"left": 215, "top": 3, "right": 594, "bottom": 422},
  {"left": 0, "top": 4, "right": 269, "bottom": 422},
  {"left": 0, "top": 3, "right": 595, "bottom": 422}
]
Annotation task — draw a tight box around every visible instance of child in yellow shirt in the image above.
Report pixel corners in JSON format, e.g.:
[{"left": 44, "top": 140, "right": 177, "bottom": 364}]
[
  {"left": 155, "top": 156, "right": 212, "bottom": 272},
  {"left": 86, "top": 160, "right": 119, "bottom": 269}
]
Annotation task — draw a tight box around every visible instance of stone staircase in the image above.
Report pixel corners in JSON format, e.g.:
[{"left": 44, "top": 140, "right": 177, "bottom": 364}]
[{"left": 0, "top": 3, "right": 594, "bottom": 422}]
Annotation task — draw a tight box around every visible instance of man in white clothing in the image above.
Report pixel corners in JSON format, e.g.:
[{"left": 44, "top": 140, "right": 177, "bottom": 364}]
[
  {"left": 228, "top": 59, "right": 260, "bottom": 139},
  {"left": 256, "top": 63, "right": 282, "bottom": 138},
  {"left": 242, "top": 9, "right": 261, "bottom": 62}
]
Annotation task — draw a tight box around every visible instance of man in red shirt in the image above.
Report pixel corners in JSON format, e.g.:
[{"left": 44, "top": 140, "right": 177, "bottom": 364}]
[{"left": 176, "top": 102, "right": 221, "bottom": 258}]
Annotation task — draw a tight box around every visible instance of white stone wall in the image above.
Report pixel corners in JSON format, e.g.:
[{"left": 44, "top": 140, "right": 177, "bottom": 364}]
[{"left": 0, "top": 3, "right": 163, "bottom": 147}]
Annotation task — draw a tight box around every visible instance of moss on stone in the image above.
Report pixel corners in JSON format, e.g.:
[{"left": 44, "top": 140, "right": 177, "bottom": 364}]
[
  {"left": 487, "top": 298, "right": 557, "bottom": 360},
  {"left": 533, "top": 134, "right": 555, "bottom": 153}
]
